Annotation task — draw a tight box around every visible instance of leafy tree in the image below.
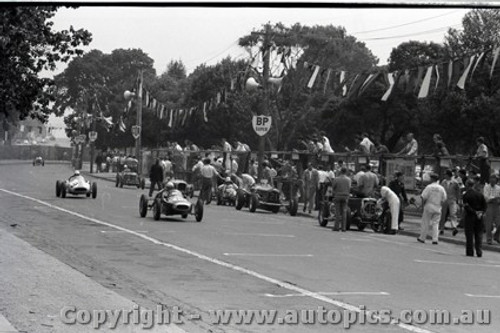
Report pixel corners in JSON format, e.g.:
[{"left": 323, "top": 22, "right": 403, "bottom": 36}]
[
  {"left": 388, "top": 41, "right": 447, "bottom": 71},
  {"left": 0, "top": 6, "right": 91, "bottom": 124}
]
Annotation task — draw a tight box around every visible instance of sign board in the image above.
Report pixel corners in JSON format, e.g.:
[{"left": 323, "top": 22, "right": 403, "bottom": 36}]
[
  {"left": 252, "top": 115, "right": 272, "bottom": 136},
  {"left": 385, "top": 158, "right": 416, "bottom": 190},
  {"left": 131, "top": 125, "right": 141, "bottom": 140},
  {"left": 75, "top": 134, "right": 86, "bottom": 144},
  {"left": 88, "top": 131, "right": 98, "bottom": 142}
]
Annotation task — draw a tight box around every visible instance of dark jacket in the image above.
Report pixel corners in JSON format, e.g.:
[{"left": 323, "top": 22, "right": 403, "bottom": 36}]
[
  {"left": 463, "top": 189, "right": 487, "bottom": 220},
  {"left": 149, "top": 163, "right": 164, "bottom": 182},
  {"left": 389, "top": 179, "right": 408, "bottom": 203}
]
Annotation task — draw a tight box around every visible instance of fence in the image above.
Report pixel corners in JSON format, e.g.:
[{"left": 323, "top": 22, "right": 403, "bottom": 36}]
[{"left": 0, "top": 145, "right": 72, "bottom": 161}]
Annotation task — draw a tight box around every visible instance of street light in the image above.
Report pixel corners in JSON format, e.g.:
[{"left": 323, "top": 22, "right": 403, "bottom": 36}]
[{"left": 123, "top": 70, "right": 143, "bottom": 174}]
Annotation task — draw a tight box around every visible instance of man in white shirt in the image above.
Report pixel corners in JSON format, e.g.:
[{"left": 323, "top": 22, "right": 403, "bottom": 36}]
[
  {"left": 359, "top": 133, "right": 374, "bottom": 155},
  {"left": 418, "top": 173, "right": 447, "bottom": 244},
  {"left": 483, "top": 174, "right": 500, "bottom": 244},
  {"left": 439, "top": 169, "right": 461, "bottom": 236},
  {"left": 398, "top": 133, "right": 418, "bottom": 156},
  {"left": 317, "top": 165, "right": 329, "bottom": 207},
  {"left": 357, "top": 164, "right": 379, "bottom": 197},
  {"left": 319, "top": 131, "right": 334, "bottom": 153}
]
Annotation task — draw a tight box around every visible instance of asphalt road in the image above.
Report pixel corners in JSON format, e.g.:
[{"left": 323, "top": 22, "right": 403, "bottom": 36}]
[{"left": 0, "top": 163, "right": 499, "bottom": 333}]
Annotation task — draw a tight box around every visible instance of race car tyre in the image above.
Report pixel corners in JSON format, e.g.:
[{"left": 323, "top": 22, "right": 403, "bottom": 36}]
[
  {"left": 380, "top": 212, "right": 392, "bottom": 234},
  {"left": 216, "top": 194, "right": 222, "bottom": 206},
  {"left": 289, "top": 198, "right": 298, "bottom": 217},
  {"left": 357, "top": 221, "right": 366, "bottom": 232},
  {"left": 139, "top": 194, "right": 148, "bottom": 218},
  {"left": 182, "top": 213, "right": 188, "bottom": 219},
  {"left": 33, "top": 161, "right": 35, "bottom": 166},
  {"left": 189, "top": 190, "right": 193, "bottom": 198},
  {"left": 235, "top": 191, "right": 245, "bottom": 210},
  {"left": 116, "top": 176, "right": 119, "bottom": 187},
  {"left": 42, "top": 161, "right": 44, "bottom": 166},
  {"left": 345, "top": 207, "right": 351, "bottom": 230},
  {"left": 153, "top": 198, "right": 161, "bottom": 221},
  {"left": 249, "top": 194, "right": 258, "bottom": 213},
  {"left": 195, "top": 199, "right": 204, "bottom": 222},
  {"left": 92, "top": 182, "right": 97, "bottom": 199},
  {"left": 140, "top": 179, "right": 146, "bottom": 190},
  {"left": 119, "top": 179, "right": 123, "bottom": 188},
  {"left": 61, "top": 186, "right": 66, "bottom": 198},
  {"left": 56, "top": 181, "right": 61, "bottom": 197},
  {"left": 318, "top": 203, "right": 330, "bottom": 227},
  {"left": 86, "top": 192, "right": 91, "bottom": 198},
  {"left": 271, "top": 206, "right": 280, "bottom": 214}
]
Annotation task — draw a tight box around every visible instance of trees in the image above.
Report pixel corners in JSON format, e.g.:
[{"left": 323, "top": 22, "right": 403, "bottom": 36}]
[{"left": 0, "top": 6, "right": 91, "bottom": 124}]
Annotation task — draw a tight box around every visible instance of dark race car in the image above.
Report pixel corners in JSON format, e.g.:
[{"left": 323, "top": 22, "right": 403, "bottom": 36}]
[
  {"left": 116, "top": 169, "right": 145, "bottom": 189},
  {"left": 56, "top": 173, "right": 97, "bottom": 199},
  {"left": 170, "top": 179, "right": 194, "bottom": 198},
  {"left": 33, "top": 156, "right": 44, "bottom": 166},
  {"left": 139, "top": 189, "right": 203, "bottom": 222},
  {"left": 244, "top": 182, "right": 298, "bottom": 216}
]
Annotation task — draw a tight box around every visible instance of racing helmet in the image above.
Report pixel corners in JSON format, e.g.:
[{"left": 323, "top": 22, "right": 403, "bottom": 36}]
[
  {"left": 165, "top": 182, "right": 174, "bottom": 190},
  {"left": 74, "top": 170, "right": 80, "bottom": 176},
  {"left": 225, "top": 177, "right": 231, "bottom": 183}
]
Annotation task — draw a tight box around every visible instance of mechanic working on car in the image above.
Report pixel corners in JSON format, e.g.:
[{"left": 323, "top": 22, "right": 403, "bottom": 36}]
[
  {"left": 379, "top": 186, "right": 400, "bottom": 234},
  {"left": 332, "top": 167, "right": 352, "bottom": 232},
  {"left": 149, "top": 159, "right": 164, "bottom": 197},
  {"left": 357, "top": 164, "right": 379, "bottom": 197}
]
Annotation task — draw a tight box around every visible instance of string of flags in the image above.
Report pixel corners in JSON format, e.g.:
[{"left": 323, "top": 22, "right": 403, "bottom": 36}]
[{"left": 299, "top": 45, "right": 500, "bottom": 101}]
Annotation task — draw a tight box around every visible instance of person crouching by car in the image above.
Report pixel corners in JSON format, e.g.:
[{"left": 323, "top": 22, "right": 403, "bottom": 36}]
[
  {"left": 218, "top": 177, "right": 239, "bottom": 196},
  {"left": 200, "top": 158, "right": 221, "bottom": 204},
  {"left": 379, "top": 186, "right": 400, "bottom": 234},
  {"left": 149, "top": 159, "right": 164, "bottom": 197}
]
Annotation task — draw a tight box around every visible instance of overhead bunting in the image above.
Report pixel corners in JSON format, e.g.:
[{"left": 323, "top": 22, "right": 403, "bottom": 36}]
[
  {"left": 457, "top": 55, "right": 476, "bottom": 90},
  {"left": 418, "top": 66, "right": 433, "bottom": 99}
]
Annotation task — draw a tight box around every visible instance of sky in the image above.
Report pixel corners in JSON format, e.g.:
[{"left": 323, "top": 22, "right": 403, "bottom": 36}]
[{"left": 45, "top": 4, "right": 474, "bottom": 130}]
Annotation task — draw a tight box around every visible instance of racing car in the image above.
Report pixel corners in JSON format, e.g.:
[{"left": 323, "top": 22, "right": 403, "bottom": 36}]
[
  {"left": 115, "top": 167, "right": 145, "bottom": 189},
  {"left": 170, "top": 179, "right": 194, "bottom": 198},
  {"left": 56, "top": 172, "right": 97, "bottom": 199},
  {"left": 216, "top": 177, "right": 238, "bottom": 206},
  {"left": 139, "top": 185, "right": 203, "bottom": 222},
  {"left": 33, "top": 156, "right": 44, "bottom": 166},
  {"left": 244, "top": 181, "right": 298, "bottom": 216}
]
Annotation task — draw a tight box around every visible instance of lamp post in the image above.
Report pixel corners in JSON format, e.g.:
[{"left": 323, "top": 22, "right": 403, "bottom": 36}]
[{"left": 124, "top": 70, "right": 144, "bottom": 175}]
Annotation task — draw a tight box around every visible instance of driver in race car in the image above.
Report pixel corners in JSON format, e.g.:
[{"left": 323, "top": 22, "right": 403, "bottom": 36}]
[
  {"left": 69, "top": 170, "right": 83, "bottom": 182},
  {"left": 162, "top": 182, "right": 183, "bottom": 198},
  {"left": 218, "top": 177, "right": 239, "bottom": 196}
]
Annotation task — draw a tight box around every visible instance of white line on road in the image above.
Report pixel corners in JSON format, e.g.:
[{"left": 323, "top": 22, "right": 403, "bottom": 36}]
[
  {"left": 0, "top": 313, "right": 18, "bottom": 333},
  {"left": 223, "top": 232, "right": 295, "bottom": 238},
  {"left": 101, "top": 230, "right": 150, "bottom": 234},
  {"left": 340, "top": 238, "right": 372, "bottom": 242},
  {"left": 414, "top": 259, "right": 500, "bottom": 268},
  {"left": 264, "top": 291, "right": 390, "bottom": 298},
  {"left": 0, "top": 188, "right": 432, "bottom": 333},
  {"left": 465, "top": 293, "right": 500, "bottom": 298},
  {"left": 223, "top": 253, "right": 313, "bottom": 257}
]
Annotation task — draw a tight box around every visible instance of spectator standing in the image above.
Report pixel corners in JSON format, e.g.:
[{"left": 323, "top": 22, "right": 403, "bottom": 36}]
[
  {"left": 319, "top": 131, "right": 334, "bottom": 153},
  {"left": 149, "top": 159, "right": 164, "bottom": 197},
  {"left": 439, "top": 169, "right": 460, "bottom": 236},
  {"left": 389, "top": 171, "right": 408, "bottom": 230},
  {"left": 475, "top": 137, "right": 490, "bottom": 184},
  {"left": 95, "top": 153, "right": 103, "bottom": 173},
  {"left": 418, "top": 173, "right": 447, "bottom": 244},
  {"left": 303, "top": 163, "right": 319, "bottom": 214},
  {"left": 359, "top": 133, "right": 374, "bottom": 155},
  {"left": 483, "top": 174, "right": 500, "bottom": 245},
  {"left": 200, "top": 158, "right": 221, "bottom": 204},
  {"left": 332, "top": 167, "right": 352, "bottom": 232},
  {"left": 397, "top": 133, "right": 418, "bottom": 156},
  {"left": 357, "top": 164, "right": 379, "bottom": 197},
  {"left": 463, "top": 180, "right": 487, "bottom": 257},
  {"left": 163, "top": 156, "right": 173, "bottom": 181},
  {"left": 317, "top": 165, "right": 328, "bottom": 208}
]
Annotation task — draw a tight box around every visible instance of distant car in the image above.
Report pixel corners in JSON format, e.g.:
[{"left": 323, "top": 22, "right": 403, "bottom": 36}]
[
  {"left": 217, "top": 184, "right": 238, "bottom": 206},
  {"left": 116, "top": 168, "right": 145, "bottom": 189},
  {"left": 169, "top": 179, "right": 194, "bottom": 198},
  {"left": 56, "top": 174, "right": 97, "bottom": 199},
  {"left": 139, "top": 189, "right": 203, "bottom": 222},
  {"left": 33, "top": 156, "right": 44, "bottom": 166},
  {"left": 244, "top": 181, "right": 298, "bottom": 216}
]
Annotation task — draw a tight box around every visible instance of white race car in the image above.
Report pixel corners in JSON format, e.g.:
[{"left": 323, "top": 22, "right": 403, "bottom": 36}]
[{"left": 56, "top": 173, "right": 97, "bottom": 199}]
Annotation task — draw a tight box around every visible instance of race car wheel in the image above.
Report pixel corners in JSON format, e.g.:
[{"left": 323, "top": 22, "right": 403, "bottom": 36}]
[
  {"left": 86, "top": 192, "right": 91, "bottom": 198},
  {"left": 139, "top": 194, "right": 148, "bottom": 218},
  {"left": 189, "top": 190, "right": 193, "bottom": 198},
  {"left": 140, "top": 179, "right": 146, "bottom": 190},
  {"left": 249, "top": 194, "right": 258, "bottom": 213},
  {"left": 42, "top": 161, "right": 44, "bottom": 166},
  {"left": 153, "top": 198, "right": 162, "bottom": 221},
  {"left": 115, "top": 176, "right": 119, "bottom": 187},
  {"left": 318, "top": 203, "right": 330, "bottom": 227},
  {"left": 182, "top": 213, "right": 188, "bottom": 219},
  {"left": 271, "top": 206, "right": 280, "bottom": 214},
  {"left": 92, "top": 182, "right": 97, "bottom": 199},
  {"left": 119, "top": 179, "right": 123, "bottom": 188},
  {"left": 289, "top": 198, "right": 298, "bottom": 217},
  {"left": 195, "top": 199, "right": 204, "bottom": 222},
  {"left": 345, "top": 207, "right": 351, "bottom": 230},
  {"left": 61, "top": 186, "right": 66, "bottom": 198},
  {"left": 235, "top": 191, "right": 245, "bottom": 211},
  {"left": 357, "top": 220, "right": 366, "bottom": 232},
  {"left": 33, "top": 161, "right": 35, "bottom": 166},
  {"left": 216, "top": 194, "right": 222, "bottom": 206},
  {"left": 56, "top": 181, "right": 61, "bottom": 197}
]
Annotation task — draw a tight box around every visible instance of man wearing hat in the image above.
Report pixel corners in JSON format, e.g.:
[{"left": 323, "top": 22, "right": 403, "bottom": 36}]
[
  {"left": 463, "top": 179, "right": 487, "bottom": 257},
  {"left": 418, "top": 173, "right": 447, "bottom": 244},
  {"left": 483, "top": 173, "right": 500, "bottom": 245}
]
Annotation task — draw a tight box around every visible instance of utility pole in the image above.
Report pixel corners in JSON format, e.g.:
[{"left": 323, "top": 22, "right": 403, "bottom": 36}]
[
  {"left": 253, "top": 23, "right": 272, "bottom": 181},
  {"left": 136, "top": 70, "right": 144, "bottom": 175}
]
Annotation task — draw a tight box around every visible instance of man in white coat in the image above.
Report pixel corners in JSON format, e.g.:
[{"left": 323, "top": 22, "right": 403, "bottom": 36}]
[
  {"left": 418, "top": 173, "right": 447, "bottom": 244},
  {"left": 379, "top": 186, "right": 400, "bottom": 234}
]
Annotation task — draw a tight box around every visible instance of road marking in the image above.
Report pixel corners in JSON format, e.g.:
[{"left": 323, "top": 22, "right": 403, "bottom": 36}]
[
  {"left": 265, "top": 291, "right": 390, "bottom": 298},
  {"left": 101, "top": 230, "right": 150, "bottom": 234},
  {"left": 223, "top": 232, "right": 295, "bottom": 238},
  {"left": 367, "top": 235, "right": 457, "bottom": 256},
  {"left": 0, "top": 313, "right": 18, "bottom": 332},
  {"left": 414, "top": 259, "right": 500, "bottom": 268},
  {"left": 223, "top": 253, "right": 313, "bottom": 257},
  {"left": 0, "top": 188, "right": 432, "bottom": 333},
  {"left": 340, "top": 238, "right": 372, "bottom": 242},
  {"left": 465, "top": 293, "right": 500, "bottom": 298}
]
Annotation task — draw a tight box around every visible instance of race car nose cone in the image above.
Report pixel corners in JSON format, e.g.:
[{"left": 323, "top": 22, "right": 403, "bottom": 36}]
[{"left": 174, "top": 203, "right": 190, "bottom": 211}]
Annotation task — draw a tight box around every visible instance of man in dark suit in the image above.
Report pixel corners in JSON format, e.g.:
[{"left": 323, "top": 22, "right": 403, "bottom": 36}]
[
  {"left": 389, "top": 171, "right": 408, "bottom": 230},
  {"left": 462, "top": 179, "right": 487, "bottom": 257}
]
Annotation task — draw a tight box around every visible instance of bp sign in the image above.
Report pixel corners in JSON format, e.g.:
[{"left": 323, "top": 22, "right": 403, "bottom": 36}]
[
  {"left": 88, "top": 131, "right": 98, "bottom": 142},
  {"left": 252, "top": 115, "right": 272, "bottom": 137},
  {"left": 75, "top": 134, "right": 86, "bottom": 144},
  {"left": 131, "top": 125, "right": 141, "bottom": 140}
]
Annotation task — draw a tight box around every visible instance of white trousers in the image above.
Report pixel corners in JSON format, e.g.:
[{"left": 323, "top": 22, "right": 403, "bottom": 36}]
[
  {"left": 389, "top": 199, "right": 400, "bottom": 230},
  {"left": 419, "top": 207, "right": 441, "bottom": 242}
]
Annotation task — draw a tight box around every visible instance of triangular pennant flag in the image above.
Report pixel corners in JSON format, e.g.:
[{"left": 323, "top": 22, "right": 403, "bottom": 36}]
[
  {"left": 168, "top": 109, "right": 173, "bottom": 128},
  {"left": 434, "top": 64, "right": 440, "bottom": 91},
  {"left": 182, "top": 108, "right": 189, "bottom": 127},
  {"left": 490, "top": 47, "right": 500, "bottom": 79},
  {"left": 323, "top": 68, "right": 332, "bottom": 94},
  {"left": 307, "top": 65, "right": 321, "bottom": 89},
  {"left": 457, "top": 55, "right": 476, "bottom": 90},
  {"left": 418, "top": 66, "right": 434, "bottom": 98},
  {"left": 347, "top": 73, "right": 368, "bottom": 98},
  {"left": 358, "top": 72, "right": 380, "bottom": 96},
  {"left": 447, "top": 60, "right": 454, "bottom": 87},
  {"left": 340, "top": 71, "right": 347, "bottom": 96},
  {"left": 413, "top": 66, "right": 425, "bottom": 94},
  {"left": 118, "top": 116, "right": 126, "bottom": 132},
  {"left": 216, "top": 92, "right": 221, "bottom": 105},
  {"left": 203, "top": 102, "right": 208, "bottom": 123},
  {"left": 471, "top": 52, "right": 485, "bottom": 79},
  {"left": 381, "top": 72, "right": 396, "bottom": 101}
]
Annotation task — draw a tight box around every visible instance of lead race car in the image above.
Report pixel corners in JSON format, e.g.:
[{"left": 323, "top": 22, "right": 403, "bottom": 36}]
[
  {"left": 33, "top": 156, "right": 44, "bottom": 166},
  {"left": 139, "top": 182, "right": 203, "bottom": 222},
  {"left": 56, "top": 171, "right": 97, "bottom": 199}
]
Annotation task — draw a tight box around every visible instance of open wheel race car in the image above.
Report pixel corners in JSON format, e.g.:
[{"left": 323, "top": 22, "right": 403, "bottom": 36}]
[
  {"left": 116, "top": 169, "right": 145, "bottom": 189},
  {"left": 56, "top": 174, "right": 97, "bottom": 199},
  {"left": 33, "top": 156, "right": 44, "bottom": 166},
  {"left": 238, "top": 181, "right": 298, "bottom": 216},
  {"left": 139, "top": 189, "right": 203, "bottom": 222},
  {"left": 169, "top": 179, "right": 194, "bottom": 198}
]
